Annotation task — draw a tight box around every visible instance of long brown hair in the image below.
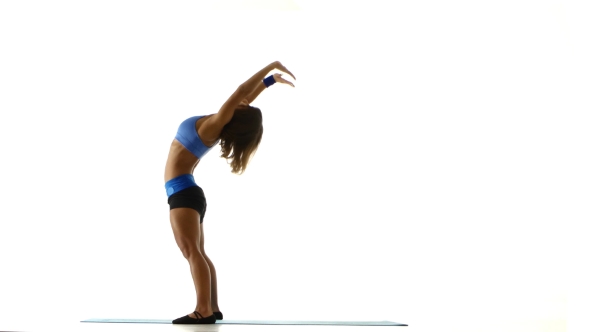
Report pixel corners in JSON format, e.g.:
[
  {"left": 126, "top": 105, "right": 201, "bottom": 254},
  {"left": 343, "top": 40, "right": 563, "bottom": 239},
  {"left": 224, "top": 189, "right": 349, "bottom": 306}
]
[{"left": 219, "top": 106, "right": 263, "bottom": 174}]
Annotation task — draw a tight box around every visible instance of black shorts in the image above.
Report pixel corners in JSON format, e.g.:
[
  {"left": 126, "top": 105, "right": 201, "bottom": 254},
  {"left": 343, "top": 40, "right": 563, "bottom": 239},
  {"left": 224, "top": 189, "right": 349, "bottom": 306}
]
[{"left": 168, "top": 186, "right": 207, "bottom": 224}]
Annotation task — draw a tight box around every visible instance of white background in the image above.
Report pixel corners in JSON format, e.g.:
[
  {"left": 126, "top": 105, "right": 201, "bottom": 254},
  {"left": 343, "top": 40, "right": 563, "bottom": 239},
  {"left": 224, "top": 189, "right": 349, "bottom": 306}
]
[{"left": 1, "top": 1, "right": 587, "bottom": 331}]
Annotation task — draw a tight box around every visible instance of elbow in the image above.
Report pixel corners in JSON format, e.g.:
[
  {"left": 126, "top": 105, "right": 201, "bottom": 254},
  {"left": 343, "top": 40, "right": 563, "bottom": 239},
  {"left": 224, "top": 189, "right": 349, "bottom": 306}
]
[
  {"left": 238, "top": 81, "right": 258, "bottom": 96},
  {"left": 237, "top": 84, "right": 248, "bottom": 97},
  {"left": 234, "top": 85, "right": 251, "bottom": 103},
  {"left": 234, "top": 84, "right": 248, "bottom": 100}
]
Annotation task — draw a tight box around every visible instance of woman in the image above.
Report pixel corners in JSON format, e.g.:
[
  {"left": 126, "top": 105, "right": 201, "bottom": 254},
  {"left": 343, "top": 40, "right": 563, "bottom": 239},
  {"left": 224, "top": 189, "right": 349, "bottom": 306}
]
[{"left": 164, "top": 61, "right": 296, "bottom": 324}]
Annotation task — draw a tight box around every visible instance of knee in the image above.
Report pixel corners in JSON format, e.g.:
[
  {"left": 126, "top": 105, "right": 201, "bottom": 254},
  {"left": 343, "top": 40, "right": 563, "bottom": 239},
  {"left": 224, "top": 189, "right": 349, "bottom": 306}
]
[{"left": 178, "top": 242, "right": 201, "bottom": 260}]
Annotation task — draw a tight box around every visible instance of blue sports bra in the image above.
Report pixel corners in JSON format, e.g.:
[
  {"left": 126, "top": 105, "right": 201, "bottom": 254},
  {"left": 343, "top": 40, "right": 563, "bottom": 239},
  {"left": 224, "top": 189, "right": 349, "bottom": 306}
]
[{"left": 175, "top": 115, "right": 219, "bottom": 159}]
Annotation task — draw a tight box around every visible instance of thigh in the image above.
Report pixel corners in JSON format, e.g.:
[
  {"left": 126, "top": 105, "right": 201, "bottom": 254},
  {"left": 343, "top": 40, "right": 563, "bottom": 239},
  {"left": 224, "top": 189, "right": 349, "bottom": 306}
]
[
  {"left": 199, "top": 222, "right": 205, "bottom": 254},
  {"left": 170, "top": 208, "right": 202, "bottom": 254}
]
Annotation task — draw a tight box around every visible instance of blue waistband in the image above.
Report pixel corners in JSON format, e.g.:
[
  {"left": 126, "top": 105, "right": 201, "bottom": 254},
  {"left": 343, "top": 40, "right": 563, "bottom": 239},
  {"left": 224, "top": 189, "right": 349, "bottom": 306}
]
[{"left": 165, "top": 174, "right": 197, "bottom": 197}]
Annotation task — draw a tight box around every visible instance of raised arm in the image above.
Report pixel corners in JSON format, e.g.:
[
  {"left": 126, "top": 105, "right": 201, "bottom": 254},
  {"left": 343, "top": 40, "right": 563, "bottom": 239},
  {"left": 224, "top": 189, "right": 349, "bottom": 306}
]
[
  {"left": 203, "top": 61, "right": 295, "bottom": 138},
  {"left": 211, "top": 62, "right": 278, "bottom": 126},
  {"left": 243, "top": 81, "right": 266, "bottom": 104},
  {"left": 245, "top": 70, "right": 297, "bottom": 104},
  {"left": 197, "top": 62, "right": 278, "bottom": 142}
]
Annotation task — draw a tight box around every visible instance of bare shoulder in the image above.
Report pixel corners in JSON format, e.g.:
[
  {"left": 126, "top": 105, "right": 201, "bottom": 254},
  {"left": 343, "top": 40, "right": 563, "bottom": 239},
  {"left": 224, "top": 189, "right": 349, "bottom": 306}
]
[
  {"left": 197, "top": 114, "right": 223, "bottom": 146},
  {"left": 197, "top": 85, "right": 247, "bottom": 145}
]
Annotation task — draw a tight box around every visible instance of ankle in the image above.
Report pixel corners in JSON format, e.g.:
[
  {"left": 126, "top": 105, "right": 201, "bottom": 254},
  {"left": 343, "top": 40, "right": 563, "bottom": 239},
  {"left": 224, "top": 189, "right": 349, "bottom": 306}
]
[{"left": 196, "top": 308, "right": 214, "bottom": 315}]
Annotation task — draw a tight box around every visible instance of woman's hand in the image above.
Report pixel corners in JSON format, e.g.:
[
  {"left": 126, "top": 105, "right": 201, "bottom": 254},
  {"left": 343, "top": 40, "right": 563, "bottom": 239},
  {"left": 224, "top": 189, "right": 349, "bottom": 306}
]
[
  {"left": 273, "top": 73, "right": 295, "bottom": 87},
  {"left": 273, "top": 61, "right": 296, "bottom": 81}
]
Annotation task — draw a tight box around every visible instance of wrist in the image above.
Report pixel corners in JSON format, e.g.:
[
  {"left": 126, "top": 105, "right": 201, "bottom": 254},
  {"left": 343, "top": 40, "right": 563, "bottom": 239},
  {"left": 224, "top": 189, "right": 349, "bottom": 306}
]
[{"left": 263, "top": 75, "right": 276, "bottom": 88}]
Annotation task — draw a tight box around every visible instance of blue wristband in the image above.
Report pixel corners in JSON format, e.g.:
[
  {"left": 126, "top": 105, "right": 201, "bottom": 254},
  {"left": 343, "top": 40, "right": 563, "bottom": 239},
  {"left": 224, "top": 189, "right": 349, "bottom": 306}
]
[{"left": 263, "top": 75, "right": 276, "bottom": 88}]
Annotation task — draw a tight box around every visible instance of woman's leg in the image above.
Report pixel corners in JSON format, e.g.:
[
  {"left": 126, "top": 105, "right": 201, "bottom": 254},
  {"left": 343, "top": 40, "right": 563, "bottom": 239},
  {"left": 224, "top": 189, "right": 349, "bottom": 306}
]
[
  {"left": 204, "top": 255, "right": 220, "bottom": 312},
  {"left": 199, "top": 223, "right": 221, "bottom": 312},
  {"left": 170, "top": 207, "right": 214, "bottom": 319}
]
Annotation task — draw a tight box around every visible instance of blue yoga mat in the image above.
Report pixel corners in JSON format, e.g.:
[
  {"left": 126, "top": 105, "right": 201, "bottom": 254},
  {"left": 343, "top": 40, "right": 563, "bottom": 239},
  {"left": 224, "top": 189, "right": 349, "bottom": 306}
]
[{"left": 81, "top": 318, "right": 407, "bottom": 326}]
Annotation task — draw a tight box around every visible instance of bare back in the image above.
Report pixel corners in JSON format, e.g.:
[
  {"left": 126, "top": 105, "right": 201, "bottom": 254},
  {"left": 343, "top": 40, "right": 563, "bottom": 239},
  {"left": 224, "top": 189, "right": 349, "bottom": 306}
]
[{"left": 164, "top": 115, "right": 219, "bottom": 182}]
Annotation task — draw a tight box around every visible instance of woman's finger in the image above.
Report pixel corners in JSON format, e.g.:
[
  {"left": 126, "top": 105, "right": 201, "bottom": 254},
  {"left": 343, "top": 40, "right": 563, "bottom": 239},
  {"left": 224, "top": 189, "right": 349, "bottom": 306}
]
[
  {"left": 278, "top": 64, "right": 296, "bottom": 80},
  {"left": 273, "top": 73, "right": 295, "bottom": 87},
  {"left": 284, "top": 70, "right": 296, "bottom": 80}
]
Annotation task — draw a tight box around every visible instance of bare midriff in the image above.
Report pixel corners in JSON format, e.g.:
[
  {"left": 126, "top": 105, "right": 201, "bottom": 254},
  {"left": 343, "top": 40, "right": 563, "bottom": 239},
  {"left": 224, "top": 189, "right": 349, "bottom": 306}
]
[{"left": 164, "top": 115, "right": 218, "bottom": 183}]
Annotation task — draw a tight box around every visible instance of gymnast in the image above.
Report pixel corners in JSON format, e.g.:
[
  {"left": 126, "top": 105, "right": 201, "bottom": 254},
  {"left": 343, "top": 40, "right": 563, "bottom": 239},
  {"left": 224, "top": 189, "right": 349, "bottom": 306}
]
[{"left": 164, "top": 61, "right": 296, "bottom": 324}]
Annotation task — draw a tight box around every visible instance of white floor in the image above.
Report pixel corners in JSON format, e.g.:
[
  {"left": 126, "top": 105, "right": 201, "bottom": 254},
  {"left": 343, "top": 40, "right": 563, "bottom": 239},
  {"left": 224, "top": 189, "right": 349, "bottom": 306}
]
[
  {"left": 0, "top": 317, "right": 566, "bottom": 332},
  {"left": 2, "top": 322, "right": 404, "bottom": 332}
]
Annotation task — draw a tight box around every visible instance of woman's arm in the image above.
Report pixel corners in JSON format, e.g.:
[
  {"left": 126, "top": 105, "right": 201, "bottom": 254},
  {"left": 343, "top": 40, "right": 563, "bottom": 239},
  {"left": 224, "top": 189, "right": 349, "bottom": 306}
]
[
  {"left": 240, "top": 62, "right": 278, "bottom": 96},
  {"left": 245, "top": 70, "right": 297, "bottom": 104},
  {"left": 243, "top": 81, "right": 266, "bottom": 104},
  {"left": 211, "top": 62, "right": 278, "bottom": 127},
  {"left": 214, "top": 61, "right": 295, "bottom": 123},
  {"left": 200, "top": 62, "right": 295, "bottom": 141}
]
